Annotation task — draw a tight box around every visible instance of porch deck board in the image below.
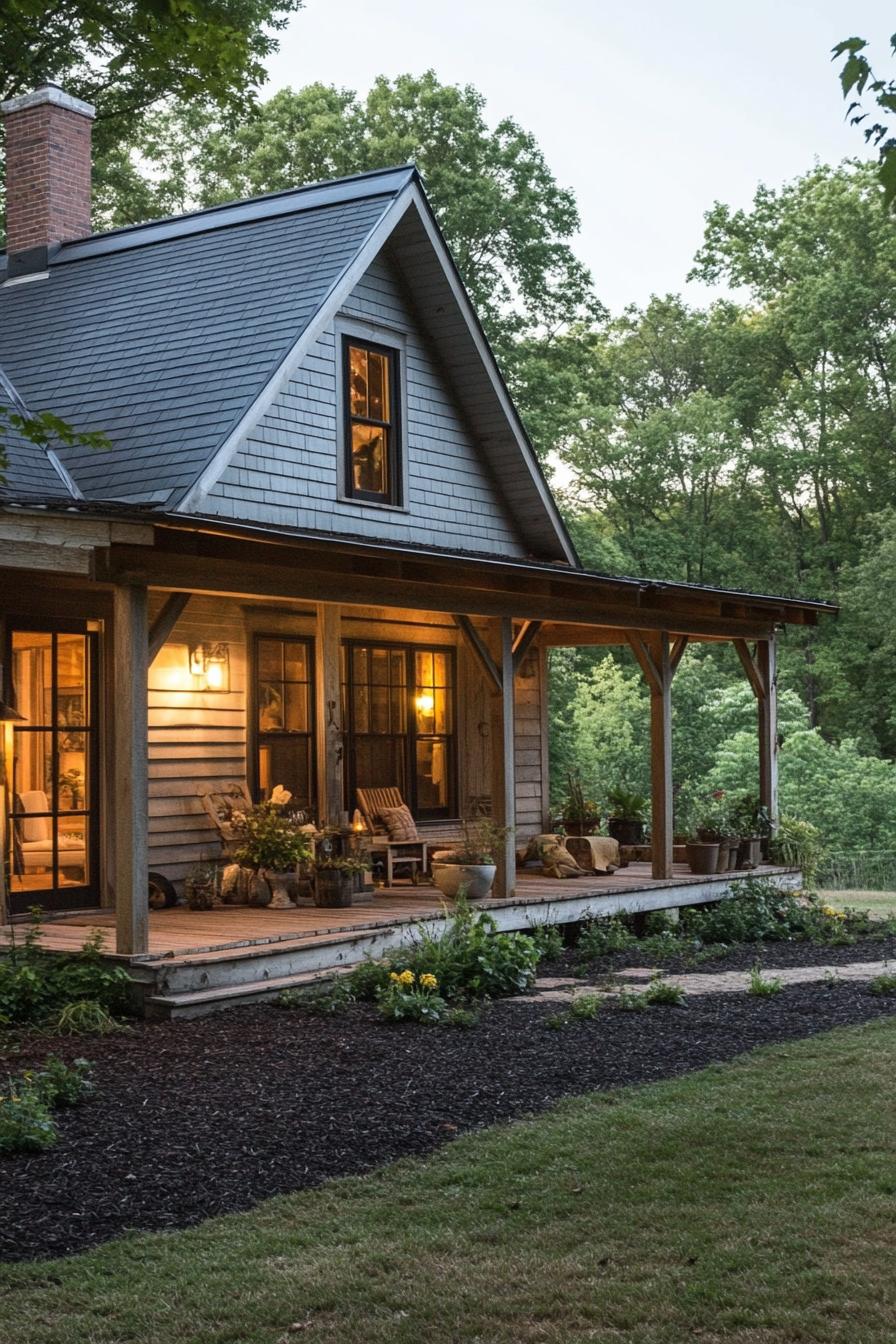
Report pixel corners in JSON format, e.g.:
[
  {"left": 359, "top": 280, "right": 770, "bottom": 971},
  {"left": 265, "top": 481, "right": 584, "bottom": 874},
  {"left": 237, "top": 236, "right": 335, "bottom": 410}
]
[{"left": 1, "top": 864, "right": 796, "bottom": 964}]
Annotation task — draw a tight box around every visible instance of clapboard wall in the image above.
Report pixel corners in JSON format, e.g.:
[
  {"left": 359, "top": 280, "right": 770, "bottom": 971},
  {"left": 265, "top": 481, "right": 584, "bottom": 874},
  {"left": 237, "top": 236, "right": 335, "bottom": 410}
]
[
  {"left": 146, "top": 598, "right": 549, "bottom": 886},
  {"left": 203, "top": 249, "right": 528, "bottom": 556}
]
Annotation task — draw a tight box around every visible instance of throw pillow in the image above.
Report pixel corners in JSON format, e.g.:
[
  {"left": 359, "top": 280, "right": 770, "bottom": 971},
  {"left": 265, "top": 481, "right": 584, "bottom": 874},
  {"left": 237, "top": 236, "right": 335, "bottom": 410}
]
[{"left": 380, "top": 804, "right": 419, "bottom": 842}]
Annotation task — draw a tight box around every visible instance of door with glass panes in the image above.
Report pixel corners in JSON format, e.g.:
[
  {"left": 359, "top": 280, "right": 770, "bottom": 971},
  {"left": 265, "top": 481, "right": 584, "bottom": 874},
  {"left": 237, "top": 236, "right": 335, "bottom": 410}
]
[{"left": 7, "top": 625, "right": 99, "bottom": 913}]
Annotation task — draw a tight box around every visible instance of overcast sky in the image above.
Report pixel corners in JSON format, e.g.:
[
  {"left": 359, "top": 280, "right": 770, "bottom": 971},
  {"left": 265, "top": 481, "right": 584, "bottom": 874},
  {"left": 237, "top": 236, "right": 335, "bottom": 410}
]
[{"left": 264, "top": 1, "right": 890, "bottom": 312}]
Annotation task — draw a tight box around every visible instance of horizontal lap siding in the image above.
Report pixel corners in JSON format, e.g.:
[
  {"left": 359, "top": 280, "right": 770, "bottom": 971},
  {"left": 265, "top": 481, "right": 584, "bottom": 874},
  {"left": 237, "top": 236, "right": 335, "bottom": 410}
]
[
  {"left": 147, "top": 595, "right": 247, "bottom": 884},
  {"left": 205, "top": 252, "right": 528, "bottom": 556}
]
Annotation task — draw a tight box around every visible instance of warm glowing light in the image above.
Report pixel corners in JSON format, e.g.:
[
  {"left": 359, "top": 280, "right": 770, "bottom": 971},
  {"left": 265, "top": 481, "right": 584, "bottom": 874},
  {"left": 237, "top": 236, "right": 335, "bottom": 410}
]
[
  {"left": 415, "top": 693, "right": 434, "bottom": 714},
  {"left": 205, "top": 659, "right": 224, "bottom": 691}
]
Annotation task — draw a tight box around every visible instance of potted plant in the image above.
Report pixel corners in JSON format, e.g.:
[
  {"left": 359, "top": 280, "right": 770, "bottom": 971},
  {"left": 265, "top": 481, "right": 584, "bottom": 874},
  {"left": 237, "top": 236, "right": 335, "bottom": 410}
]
[
  {"left": 313, "top": 855, "right": 370, "bottom": 907},
  {"left": 685, "top": 793, "right": 729, "bottom": 875},
  {"left": 730, "top": 794, "right": 771, "bottom": 869},
  {"left": 605, "top": 787, "right": 648, "bottom": 847},
  {"left": 183, "top": 861, "right": 218, "bottom": 910},
  {"left": 431, "top": 819, "right": 512, "bottom": 900},
  {"left": 556, "top": 771, "right": 601, "bottom": 837},
  {"left": 233, "top": 800, "right": 313, "bottom": 909}
]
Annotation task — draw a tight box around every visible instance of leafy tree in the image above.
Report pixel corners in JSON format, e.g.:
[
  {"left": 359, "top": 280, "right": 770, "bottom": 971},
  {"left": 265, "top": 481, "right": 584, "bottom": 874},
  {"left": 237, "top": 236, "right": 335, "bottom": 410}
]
[
  {"left": 833, "top": 30, "right": 896, "bottom": 206},
  {"left": 94, "top": 75, "right": 601, "bottom": 452}
]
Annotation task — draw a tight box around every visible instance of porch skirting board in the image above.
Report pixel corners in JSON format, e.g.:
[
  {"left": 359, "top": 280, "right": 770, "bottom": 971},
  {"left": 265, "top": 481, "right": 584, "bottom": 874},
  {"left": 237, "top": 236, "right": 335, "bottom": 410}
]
[{"left": 0, "top": 865, "right": 802, "bottom": 1018}]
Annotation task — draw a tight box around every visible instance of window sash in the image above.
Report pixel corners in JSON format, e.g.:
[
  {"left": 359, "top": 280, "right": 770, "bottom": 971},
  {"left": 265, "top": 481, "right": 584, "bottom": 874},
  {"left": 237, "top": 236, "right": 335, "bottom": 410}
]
[{"left": 343, "top": 336, "right": 401, "bottom": 505}]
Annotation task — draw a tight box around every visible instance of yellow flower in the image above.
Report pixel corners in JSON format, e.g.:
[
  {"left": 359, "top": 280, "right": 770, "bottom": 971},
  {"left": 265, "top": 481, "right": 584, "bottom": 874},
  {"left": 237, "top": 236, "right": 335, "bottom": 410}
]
[
  {"left": 398, "top": 969, "right": 415, "bottom": 986},
  {"left": 389, "top": 971, "right": 401, "bottom": 984},
  {"left": 821, "top": 905, "right": 846, "bottom": 920},
  {"left": 419, "top": 973, "right": 438, "bottom": 990}
]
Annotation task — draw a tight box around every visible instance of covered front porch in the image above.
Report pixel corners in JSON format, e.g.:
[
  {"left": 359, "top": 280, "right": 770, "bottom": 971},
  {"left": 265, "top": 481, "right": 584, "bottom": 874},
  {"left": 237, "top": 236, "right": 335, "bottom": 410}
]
[
  {"left": 1, "top": 863, "right": 803, "bottom": 1017},
  {"left": 0, "top": 511, "right": 829, "bottom": 975}
]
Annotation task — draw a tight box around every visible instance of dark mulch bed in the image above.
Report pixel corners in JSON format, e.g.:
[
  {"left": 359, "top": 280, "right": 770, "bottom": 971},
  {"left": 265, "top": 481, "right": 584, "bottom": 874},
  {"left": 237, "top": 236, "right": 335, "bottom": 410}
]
[
  {"left": 2, "top": 980, "right": 896, "bottom": 1263},
  {"left": 545, "top": 931, "right": 896, "bottom": 981}
]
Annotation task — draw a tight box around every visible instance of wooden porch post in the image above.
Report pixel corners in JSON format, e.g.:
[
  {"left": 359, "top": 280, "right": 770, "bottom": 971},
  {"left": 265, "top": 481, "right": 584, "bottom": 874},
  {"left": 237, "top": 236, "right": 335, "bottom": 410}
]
[
  {"left": 112, "top": 583, "right": 149, "bottom": 955},
  {"left": 315, "top": 602, "right": 344, "bottom": 827},
  {"left": 626, "top": 631, "right": 674, "bottom": 879},
  {"left": 757, "top": 638, "right": 779, "bottom": 828},
  {"left": 489, "top": 616, "right": 517, "bottom": 898},
  {"left": 735, "top": 634, "right": 779, "bottom": 831}
]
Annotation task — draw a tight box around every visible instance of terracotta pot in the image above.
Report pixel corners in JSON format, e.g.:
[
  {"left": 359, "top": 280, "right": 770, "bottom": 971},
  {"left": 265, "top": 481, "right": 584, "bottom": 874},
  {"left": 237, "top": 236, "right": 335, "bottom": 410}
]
[
  {"left": 686, "top": 841, "right": 720, "bottom": 875},
  {"left": 431, "top": 862, "right": 496, "bottom": 900}
]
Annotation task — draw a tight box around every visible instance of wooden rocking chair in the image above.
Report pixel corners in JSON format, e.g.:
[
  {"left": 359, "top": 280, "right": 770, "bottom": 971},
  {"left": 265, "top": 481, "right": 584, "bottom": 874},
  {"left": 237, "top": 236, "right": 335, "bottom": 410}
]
[{"left": 356, "top": 786, "right": 428, "bottom": 887}]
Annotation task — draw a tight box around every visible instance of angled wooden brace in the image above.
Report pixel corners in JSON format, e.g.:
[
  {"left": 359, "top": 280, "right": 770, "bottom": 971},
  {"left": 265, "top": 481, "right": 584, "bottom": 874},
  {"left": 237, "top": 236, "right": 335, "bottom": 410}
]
[
  {"left": 148, "top": 592, "right": 191, "bottom": 663},
  {"left": 453, "top": 614, "right": 503, "bottom": 692}
]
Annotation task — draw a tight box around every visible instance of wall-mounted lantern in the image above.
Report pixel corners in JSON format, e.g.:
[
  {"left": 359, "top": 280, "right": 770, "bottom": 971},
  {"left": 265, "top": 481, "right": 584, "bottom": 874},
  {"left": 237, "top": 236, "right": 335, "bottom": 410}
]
[{"left": 189, "top": 643, "right": 230, "bottom": 692}]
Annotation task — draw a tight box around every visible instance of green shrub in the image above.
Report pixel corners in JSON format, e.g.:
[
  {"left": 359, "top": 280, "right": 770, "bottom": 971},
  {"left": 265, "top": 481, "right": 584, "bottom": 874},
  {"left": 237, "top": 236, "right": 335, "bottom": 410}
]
[
  {"left": 32, "top": 1056, "right": 94, "bottom": 1107},
  {"left": 869, "top": 973, "right": 896, "bottom": 996},
  {"left": 445, "top": 1006, "right": 480, "bottom": 1028},
  {"left": 637, "top": 932, "right": 682, "bottom": 962},
  {"left": 616, "top": 987, "right": 648, "bottom": 1012},
  {"left": 529, "top": 924, "right": 564, "bottom": 962},
  {"left": 277, "top": 979, "right": 355, "bottom": 1015},
  {"left": 577, "top": 916, "right": 636, "bottom": 959},
  {"left": 0, "top": 1085, "right": 57, "bottom": 1154},
  {"left": 376, "top": 970, "right": 448, "bottom": 1023},
  {"left": 0, "top": 913, "right": 131, "bottom": 1027},
  {"left": 643, "top": 978, "right": 686, "bottom": 1006},
  {"left": 770, "top": 816, "right": 825, "bottom": 882},
  {"left": 747, "top": 964, "right": 783, "bottom": 996},
  {"left": 384, "top": 901, "right": 538, "bottom": 1000},
  {"left": 568, "top": 993, "right": 602, "bottom": 1020}
]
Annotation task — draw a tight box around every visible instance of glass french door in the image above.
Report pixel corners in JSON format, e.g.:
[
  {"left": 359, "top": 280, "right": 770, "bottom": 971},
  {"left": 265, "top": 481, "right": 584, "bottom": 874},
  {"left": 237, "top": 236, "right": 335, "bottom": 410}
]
[
  {"left": 7, "top": 625, "right": 99, "bottom": 914},
  {"left": 253, "top": 636, "right": 315, "bottom": 812}
]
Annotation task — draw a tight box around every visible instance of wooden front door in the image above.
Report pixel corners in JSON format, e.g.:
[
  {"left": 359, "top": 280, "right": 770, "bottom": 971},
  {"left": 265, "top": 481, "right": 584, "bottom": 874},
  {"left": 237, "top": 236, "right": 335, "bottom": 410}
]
[{"left": 7, "top": 624, "right": 100, "bottom": 914}]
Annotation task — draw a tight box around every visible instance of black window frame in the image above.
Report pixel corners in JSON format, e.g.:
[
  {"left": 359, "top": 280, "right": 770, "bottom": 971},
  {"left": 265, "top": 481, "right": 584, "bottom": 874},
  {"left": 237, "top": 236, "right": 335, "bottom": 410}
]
[
  {"left": 250, "top": 634, "right": 317, "bottom": 815},
  {"left": 341, "top": 639, "right": 457, "bottom": 821},
  {"left": 342, "top": 334, "right": 402, "bottom": 506}
]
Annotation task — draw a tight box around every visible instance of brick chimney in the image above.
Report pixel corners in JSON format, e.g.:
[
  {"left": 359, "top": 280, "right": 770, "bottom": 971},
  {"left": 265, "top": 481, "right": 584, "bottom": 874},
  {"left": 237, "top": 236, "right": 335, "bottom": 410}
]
[{"left": 1, "top": 82, "right": 95, "bottom": 279}]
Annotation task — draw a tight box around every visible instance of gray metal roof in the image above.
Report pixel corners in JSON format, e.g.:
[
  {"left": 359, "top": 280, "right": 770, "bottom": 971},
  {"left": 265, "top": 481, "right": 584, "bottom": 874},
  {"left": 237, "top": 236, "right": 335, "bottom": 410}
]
[{"left": 0, "top": 169, "right": 411, "bottom": 508}]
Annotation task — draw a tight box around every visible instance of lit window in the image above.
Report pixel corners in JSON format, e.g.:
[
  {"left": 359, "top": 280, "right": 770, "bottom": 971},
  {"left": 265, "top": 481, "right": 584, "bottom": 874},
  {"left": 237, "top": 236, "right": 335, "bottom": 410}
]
[{"left": 344, "top": 338, "right": 400, "bottom": 504}]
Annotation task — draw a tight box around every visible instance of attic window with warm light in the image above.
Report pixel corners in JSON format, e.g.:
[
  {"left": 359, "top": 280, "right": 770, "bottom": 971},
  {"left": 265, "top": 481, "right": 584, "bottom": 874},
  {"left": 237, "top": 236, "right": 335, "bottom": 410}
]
[{"left": 343, "top": 336, "right": 401, "bottom": 505}]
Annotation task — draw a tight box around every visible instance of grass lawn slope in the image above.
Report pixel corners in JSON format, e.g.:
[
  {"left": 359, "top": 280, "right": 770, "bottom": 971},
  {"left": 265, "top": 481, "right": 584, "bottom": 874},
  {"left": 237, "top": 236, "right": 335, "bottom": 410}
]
[{"left": 2, "top": 1017, "right": 895, "bottom": 1344}]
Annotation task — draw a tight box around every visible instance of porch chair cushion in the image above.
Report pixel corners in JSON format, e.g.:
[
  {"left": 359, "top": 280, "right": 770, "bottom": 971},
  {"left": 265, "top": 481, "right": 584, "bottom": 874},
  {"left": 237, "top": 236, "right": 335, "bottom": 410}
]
[{"left": 379, "top": 804, "right": 419, "bottom": 843}]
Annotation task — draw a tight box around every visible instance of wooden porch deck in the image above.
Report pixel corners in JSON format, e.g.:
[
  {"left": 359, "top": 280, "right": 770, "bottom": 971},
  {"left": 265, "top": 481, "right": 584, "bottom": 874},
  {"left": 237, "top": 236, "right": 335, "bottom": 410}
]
[{"left": 2, "top": 864, "right": 801, "bottom": 969}]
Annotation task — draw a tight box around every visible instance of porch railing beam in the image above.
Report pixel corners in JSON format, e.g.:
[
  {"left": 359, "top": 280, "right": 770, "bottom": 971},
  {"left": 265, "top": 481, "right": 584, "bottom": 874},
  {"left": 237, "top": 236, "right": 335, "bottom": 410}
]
[
  {"left": 148, "top": 592, "right": 191, "bottom": 664},
  {"left": 453, "top": 614, "right": 503, "bottom": 692},
  {"left": 112, "top": 582, "right": 149, "bottom": 955}
]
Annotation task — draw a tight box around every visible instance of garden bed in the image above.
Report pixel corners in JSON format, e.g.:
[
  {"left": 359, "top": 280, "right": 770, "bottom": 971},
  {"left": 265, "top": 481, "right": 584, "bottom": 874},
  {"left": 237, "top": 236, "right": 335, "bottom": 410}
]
[{"left": 2, "top": 976, "right": 896, "bottom": 1262}]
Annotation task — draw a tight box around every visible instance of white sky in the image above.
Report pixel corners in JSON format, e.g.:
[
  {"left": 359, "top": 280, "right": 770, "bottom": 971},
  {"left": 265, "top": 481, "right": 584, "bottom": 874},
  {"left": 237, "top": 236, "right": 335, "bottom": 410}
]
[{"left": 264, "top": 0, "right": 890, "bottom": 312}]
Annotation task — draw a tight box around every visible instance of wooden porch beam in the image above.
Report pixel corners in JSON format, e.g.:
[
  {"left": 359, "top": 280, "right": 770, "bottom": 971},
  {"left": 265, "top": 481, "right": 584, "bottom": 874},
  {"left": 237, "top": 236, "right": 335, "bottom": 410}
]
[
  {"left": 148, "top": 592, "right": 190, "bottom": 664},
  {"left": 626, "top": 631, "right": 674, "bottom": 879},
  {"left": 94, "top": 546, "right": 785, "bottom": 642},
  {"left": 625, "top": 631, "right": 663, "bottom": 696},
  {"left": 112, "top": 583, "right": 149, "bottom": 955},
  {"left": 512, "top": 620, "right": 542, "bottom": 674},
  {"left": 453, "top": 614, "right": 503, "bottom": 692}
]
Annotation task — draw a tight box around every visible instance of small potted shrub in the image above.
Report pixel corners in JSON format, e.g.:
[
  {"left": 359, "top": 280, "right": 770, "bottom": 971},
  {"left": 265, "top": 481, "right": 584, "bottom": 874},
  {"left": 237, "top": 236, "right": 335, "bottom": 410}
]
[
  {"left": 431, "top": 819, "right": 512, "bottom": 900},
  {"left": 233, "top": 800, "right": 313, "bottom": 909},
  {"left": 685, "top": 794, "right": 729, "bottom": 875},
  {"left": 183, "top": 861, "right": 218, "bottom": 910},
  {"left": 556, "top": 771, "right": 601, "bottom": 837},
  {"left": 605, "top": 787, "right": 648, "bottom": 847},
  {"left": 313, "top": 855, "right": 370, "bottom": 907}
]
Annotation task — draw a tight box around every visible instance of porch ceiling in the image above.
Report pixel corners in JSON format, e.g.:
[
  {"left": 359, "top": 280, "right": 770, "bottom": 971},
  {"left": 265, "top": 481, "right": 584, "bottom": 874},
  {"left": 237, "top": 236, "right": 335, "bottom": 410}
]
[{"left": 90, "top": 517, "right": 834, "bottom": 643}]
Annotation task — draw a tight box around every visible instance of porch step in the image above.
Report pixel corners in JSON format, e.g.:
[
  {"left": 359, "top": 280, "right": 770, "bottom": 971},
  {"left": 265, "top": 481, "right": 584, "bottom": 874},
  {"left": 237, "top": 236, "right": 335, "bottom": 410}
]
[{"left": 146, "top": 965, "right": 356, "bottom": 1021}]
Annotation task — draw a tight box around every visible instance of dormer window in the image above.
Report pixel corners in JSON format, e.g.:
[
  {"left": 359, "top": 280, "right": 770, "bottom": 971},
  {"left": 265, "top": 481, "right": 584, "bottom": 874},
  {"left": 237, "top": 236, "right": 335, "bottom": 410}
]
[{"left": 343, "top": 336, "right": 401, "bottom": 505}]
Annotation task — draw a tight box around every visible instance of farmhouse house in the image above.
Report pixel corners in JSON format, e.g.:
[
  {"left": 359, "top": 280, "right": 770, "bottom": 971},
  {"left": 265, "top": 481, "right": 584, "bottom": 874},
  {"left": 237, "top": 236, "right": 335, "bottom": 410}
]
[{"left": 0, "top": 84, "right": 830, "bottom": 1011}]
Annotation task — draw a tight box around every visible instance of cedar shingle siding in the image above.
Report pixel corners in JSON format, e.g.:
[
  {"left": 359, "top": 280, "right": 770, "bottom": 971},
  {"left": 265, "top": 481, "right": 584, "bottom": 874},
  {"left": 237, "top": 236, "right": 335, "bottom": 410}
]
[{"left": 204, "top": 254, "right": 528, "bottom": 556}]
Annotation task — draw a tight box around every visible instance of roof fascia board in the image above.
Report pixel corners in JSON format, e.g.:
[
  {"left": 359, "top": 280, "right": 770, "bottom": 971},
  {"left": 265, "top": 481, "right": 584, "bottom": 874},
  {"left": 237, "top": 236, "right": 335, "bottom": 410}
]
[
  {"left": 400, "top": 183, "right": 578, "bottom": 567},
  {"left": 175, "top": 185, "right": 419, "bottom": 515}
]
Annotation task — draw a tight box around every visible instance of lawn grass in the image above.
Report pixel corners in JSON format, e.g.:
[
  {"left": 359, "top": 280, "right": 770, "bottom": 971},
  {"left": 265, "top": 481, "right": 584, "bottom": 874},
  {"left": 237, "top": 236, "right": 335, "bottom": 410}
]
[
  {"left": 2, "top": 1018, "right": 896, "bottom": 1344},
  {"left": 818, "top": 887, "right": 896, "bottom": 919}
]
